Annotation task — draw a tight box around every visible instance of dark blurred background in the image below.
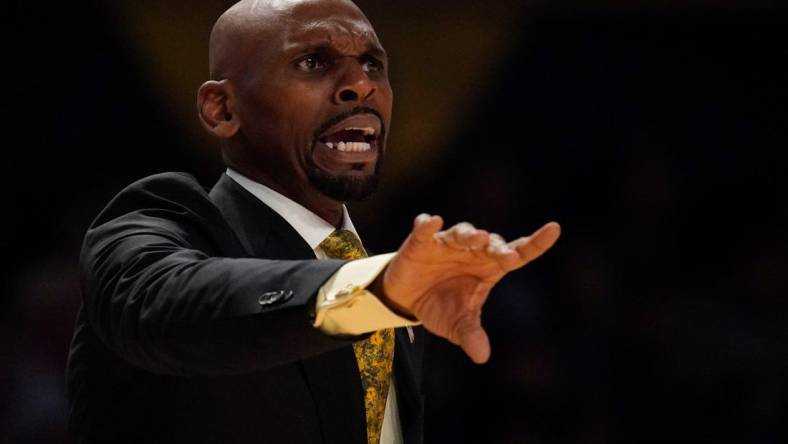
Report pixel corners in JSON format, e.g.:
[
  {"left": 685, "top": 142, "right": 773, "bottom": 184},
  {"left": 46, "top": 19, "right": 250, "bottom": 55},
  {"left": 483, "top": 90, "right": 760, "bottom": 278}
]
[{"left": 3, "top": 0, "right": 787, "bottom": 443}]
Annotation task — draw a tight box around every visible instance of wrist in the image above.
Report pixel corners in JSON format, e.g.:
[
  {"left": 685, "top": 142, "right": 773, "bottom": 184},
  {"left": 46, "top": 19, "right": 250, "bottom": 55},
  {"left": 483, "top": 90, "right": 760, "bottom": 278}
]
[{"left": 370, "top": 273, "right": 416, "bottom": 320}]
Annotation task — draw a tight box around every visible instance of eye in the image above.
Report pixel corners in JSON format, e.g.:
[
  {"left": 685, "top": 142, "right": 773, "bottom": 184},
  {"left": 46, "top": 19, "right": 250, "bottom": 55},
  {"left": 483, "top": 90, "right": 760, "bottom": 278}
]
[
  {"left": 296, "top": 54, "right": 329, "bottom": 72},
  {"left": 361, "top": 55, "right": 385, "bottom": 74}
]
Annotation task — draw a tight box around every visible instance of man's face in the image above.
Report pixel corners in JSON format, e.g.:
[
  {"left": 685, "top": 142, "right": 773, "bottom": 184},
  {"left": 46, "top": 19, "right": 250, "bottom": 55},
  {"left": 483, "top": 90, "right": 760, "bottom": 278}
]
[{"left": 232, "top": 0, "right": 392, "bottom": 202}]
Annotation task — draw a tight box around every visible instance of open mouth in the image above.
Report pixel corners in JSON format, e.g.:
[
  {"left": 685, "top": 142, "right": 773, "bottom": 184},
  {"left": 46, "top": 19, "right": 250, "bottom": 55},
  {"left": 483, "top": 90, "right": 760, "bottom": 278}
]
[
  {"left": 319, "top": 126, "right": 377, "bottom": 152},
  {"left": 317, "top": 112, "right": 382, "bottom": 152},
  {"left": 311, "top": 113, "right": 383, "bottom": 172}
]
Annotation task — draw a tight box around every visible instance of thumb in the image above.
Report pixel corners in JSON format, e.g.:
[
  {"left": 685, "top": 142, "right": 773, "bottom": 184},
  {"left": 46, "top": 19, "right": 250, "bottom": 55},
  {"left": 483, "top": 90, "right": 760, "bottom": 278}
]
[{"left": 455, "top": 315, "right": 491, "bottom": 364}]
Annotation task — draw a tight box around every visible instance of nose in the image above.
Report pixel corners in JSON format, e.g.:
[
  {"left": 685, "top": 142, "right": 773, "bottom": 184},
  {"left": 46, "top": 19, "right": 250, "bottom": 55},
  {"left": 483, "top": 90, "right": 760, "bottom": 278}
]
[{"left": 333, "top": 59, "right": 376, "bottom": 104}]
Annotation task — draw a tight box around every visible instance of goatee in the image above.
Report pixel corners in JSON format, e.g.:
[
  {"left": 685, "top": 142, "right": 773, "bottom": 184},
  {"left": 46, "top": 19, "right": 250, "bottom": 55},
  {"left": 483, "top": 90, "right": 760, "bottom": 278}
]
[{"left": 305, "top": 156, "right": 382, "bottom": 202}]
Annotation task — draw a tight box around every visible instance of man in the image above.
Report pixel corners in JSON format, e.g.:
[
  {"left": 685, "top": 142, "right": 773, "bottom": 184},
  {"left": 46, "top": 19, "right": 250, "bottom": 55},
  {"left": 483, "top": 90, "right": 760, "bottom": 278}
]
[{"left": 66, "top": 0, "right": 561, "bottom": 443}]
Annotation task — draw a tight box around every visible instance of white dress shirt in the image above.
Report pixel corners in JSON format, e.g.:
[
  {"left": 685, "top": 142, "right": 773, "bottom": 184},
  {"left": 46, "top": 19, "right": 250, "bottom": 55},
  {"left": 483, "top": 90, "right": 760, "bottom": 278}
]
[{"left": 225, "top": 169, "right": 406, "bottom": 444}]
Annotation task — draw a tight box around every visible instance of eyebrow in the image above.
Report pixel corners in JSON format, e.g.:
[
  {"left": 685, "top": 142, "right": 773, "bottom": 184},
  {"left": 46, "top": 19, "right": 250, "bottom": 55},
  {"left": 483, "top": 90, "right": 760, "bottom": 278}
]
[
  {"left": 289, "top": 41, "right": 387, "bottom": 59},
  {"left": 282, "top": 30, "right": 387, "bottom": 60}
]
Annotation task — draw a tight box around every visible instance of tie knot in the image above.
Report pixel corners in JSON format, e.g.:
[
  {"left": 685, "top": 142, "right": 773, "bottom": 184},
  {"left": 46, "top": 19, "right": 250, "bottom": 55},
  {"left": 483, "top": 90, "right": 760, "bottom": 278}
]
[{"left": 319, "top": 229, "right": 368, "bottom": 260}]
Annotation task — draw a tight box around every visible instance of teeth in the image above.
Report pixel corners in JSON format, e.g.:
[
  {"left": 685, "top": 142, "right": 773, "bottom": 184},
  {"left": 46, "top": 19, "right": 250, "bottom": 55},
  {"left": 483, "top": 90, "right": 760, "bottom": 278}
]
[
  {"left": 345, "top": 127, "right": 376, "bottom": 136},
  {"left": 331, "top": 141, "right": 371, "bottom": 152}
]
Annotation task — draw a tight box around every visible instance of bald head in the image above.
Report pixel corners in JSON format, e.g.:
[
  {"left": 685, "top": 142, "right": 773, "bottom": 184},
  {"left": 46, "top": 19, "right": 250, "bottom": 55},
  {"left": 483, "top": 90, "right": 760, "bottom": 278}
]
[
  {"left": 208, "top": 0, "right": 366, "bottom": 80},
  {"left": 198, "top": 0, "right": 392, "bottom": 217}
]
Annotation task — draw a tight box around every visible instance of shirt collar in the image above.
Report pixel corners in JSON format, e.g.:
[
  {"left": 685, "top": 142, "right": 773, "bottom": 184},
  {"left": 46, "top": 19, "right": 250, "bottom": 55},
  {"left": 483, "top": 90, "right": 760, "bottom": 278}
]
[{"left": 225, "top": 168, "right": 358, "bottom": 251}]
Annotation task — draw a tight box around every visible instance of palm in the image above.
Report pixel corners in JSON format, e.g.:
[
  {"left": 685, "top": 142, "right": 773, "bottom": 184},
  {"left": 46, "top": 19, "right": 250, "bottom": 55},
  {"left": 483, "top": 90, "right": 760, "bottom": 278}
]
[{"left": 382, "top": 214, "right": 561, "bottom": 363}]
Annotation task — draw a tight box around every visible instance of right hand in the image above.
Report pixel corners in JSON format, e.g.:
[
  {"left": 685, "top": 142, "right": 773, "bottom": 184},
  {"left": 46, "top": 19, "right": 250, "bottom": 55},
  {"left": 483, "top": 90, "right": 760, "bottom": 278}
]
[{"left": 377, "top": 214, "right": 561, "bottom": 363}]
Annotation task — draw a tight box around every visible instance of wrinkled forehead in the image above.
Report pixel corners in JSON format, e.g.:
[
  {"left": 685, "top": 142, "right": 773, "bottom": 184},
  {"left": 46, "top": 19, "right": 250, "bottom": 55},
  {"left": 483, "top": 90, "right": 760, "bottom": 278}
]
[
  {"left": 210, "top": 0, "right": 383, "bottom": 80},
  {"left": 278, "top": 1, "right": 382, "bottom": 53}
]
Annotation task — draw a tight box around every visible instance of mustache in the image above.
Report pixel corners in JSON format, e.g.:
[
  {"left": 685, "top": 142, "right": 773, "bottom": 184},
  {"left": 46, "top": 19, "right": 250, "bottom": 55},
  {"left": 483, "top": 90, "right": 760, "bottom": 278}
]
[{"left": 313, "top": 106, "right": 386, "bottom": 142}]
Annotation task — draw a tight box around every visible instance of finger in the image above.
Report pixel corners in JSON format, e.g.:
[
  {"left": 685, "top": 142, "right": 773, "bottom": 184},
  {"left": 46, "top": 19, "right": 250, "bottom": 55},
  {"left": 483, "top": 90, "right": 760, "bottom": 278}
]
[
  {"left": 436, "top": 222, "right": 474, "bottom": 250},
  {"left": 486, "top": 233, "right": 521, "bottom": 271},
  {"left": 411, "top": 213, "right": 444, "bottom": 243},
  {"left": 510, "top": 222, "right": 561, "bottom": 265},
  {"left": 454, "top": 315, "right": 491, "bottom": 364},
  {"left": 486, "top": 233, "right": 513, "bottom": 254},
  {"left": 438, "top": 222, "right": 489, "bottom": 250}
]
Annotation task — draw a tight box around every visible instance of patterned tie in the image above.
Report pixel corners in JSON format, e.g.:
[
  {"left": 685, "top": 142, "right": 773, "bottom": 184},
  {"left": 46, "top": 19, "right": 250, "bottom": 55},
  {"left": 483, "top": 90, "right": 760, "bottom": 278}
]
[{"left": 319, "top": 229, "right": 395, "bottom": 444}]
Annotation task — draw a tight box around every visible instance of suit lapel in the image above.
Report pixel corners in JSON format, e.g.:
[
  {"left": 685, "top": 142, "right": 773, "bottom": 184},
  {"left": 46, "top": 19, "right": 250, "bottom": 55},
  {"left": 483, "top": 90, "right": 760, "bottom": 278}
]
[{"left": 209, "top": 174, "right": 315, "bottom": 260}]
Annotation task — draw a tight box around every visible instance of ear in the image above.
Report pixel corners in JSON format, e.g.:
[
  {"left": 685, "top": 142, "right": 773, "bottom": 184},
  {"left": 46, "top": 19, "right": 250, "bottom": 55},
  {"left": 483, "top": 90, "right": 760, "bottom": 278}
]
[{"left": 197, "top": 80, "right": 240, "bottom": 139}]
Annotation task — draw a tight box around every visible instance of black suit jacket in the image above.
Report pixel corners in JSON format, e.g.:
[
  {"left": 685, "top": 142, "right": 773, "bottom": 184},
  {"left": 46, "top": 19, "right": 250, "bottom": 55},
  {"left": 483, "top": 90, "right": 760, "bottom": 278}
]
[{"left": 66, "top": 172, "right": 425, "bottom": 444}]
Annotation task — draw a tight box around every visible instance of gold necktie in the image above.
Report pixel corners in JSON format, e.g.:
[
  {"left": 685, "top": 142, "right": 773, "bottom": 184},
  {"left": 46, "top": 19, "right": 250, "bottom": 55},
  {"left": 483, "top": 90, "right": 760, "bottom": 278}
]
[{"left": 319, "top": 229, "right": 395, "bottom": 444}]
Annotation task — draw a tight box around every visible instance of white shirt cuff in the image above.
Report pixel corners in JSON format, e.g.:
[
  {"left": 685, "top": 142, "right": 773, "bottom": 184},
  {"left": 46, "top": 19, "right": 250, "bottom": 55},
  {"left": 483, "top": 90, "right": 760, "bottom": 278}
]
[{"left": 313, "top": 253, "right": 420, "bottom": 336}]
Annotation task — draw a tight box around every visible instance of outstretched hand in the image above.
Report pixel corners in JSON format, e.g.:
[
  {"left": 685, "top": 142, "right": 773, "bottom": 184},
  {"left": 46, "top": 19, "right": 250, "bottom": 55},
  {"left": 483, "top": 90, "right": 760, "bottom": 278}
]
[{"left": 377, "top": 214, "right": 561, "bottom": 364}]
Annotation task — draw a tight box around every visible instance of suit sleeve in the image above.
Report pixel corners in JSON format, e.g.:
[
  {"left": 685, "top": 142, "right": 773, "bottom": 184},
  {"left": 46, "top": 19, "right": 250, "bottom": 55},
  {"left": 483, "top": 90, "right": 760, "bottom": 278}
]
[{"left": 80, "top": 173, "right": 353, "bottom": 377}]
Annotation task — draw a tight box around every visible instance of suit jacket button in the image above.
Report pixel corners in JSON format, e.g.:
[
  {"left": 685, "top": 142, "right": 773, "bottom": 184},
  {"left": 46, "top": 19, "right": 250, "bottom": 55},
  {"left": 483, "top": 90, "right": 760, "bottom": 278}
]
[
  {"left": 258, "top": 290, "right": 294, "bottom": 307},
  {"left": 258, "top": 290, "right": 284, "bottom": 306}
]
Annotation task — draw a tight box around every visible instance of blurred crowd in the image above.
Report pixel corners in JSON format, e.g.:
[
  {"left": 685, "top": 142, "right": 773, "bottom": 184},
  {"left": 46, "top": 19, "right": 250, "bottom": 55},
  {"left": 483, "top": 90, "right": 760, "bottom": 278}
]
[{"left": 3, "top": 1, "right": 786, "bottom": 443}]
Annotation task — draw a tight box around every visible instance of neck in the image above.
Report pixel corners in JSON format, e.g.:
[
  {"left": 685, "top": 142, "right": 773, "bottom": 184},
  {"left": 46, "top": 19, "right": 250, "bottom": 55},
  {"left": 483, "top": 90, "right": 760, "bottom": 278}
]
[
  {"left": 231, "top": 165, "right": 345, "bottom": 227},
  {"left": 312, "top": 205, "right": 344, "bottom": 228}
]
